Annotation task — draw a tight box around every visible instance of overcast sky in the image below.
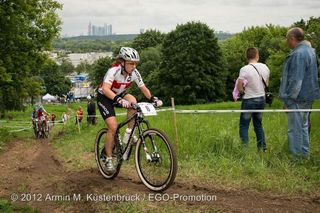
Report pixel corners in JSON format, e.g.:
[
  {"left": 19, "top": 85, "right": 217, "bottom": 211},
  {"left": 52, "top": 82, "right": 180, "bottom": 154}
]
[{"left": 56, "top": 0, "right": 320, "bottom": 36}]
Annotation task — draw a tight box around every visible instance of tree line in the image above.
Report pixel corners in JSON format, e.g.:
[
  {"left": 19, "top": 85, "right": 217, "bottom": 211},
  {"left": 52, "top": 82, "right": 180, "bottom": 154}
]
[
  {"left": 53, "top": 32, "right": 233, "bottom": 53},
  {"left": 1, "top": 0, "right": 319, "bottom": 114},
  {"left": 89, "top": 17, "right": 320, "bottom": 105}
]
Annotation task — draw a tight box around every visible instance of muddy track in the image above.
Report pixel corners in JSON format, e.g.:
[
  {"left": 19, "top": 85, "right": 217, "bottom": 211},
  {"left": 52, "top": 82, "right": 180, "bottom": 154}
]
[{"left": 0, "top": 140, "right": 319, "bottom": 212}]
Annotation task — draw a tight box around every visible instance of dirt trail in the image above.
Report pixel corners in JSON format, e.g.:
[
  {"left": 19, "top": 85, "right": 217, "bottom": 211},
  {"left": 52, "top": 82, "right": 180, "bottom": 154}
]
[{"left": 0, "top": 140, "right": 319, "bottom": 212}]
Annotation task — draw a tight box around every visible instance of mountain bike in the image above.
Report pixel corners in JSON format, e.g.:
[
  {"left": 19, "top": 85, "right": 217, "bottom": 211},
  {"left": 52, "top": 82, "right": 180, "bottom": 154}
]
[
  {"left": 33, "top": 116, "right": 49, "bottom": 139},
  {"left": 94, "top": 102, "right": 177, "bottom": 192}
]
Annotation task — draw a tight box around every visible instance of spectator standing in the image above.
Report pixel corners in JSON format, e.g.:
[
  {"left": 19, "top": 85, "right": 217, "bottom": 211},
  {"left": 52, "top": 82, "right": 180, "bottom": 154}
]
[
  {"left": 279, "top": 27, "right": 320, "bottom": 157},
  {"left": 237, "top": 47, "right": 270, "bottom": 151}
]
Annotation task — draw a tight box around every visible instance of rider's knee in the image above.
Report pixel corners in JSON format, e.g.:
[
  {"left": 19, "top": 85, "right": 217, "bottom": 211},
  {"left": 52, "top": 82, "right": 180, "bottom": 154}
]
[
  {"left": 108, "top": 123, "right": 117, "bottom": 134},
  {"left": 130, "top": 96, "right": 137, "bottom": 104},
  {"left": 125, "top": 94, "right": 137, "bottom": 104}
]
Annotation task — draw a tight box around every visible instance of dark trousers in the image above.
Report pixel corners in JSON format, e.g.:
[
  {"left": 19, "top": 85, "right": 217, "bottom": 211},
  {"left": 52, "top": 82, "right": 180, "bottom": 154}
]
[{"left": 239, "top": 96, "right": 266, "bottom": 150}]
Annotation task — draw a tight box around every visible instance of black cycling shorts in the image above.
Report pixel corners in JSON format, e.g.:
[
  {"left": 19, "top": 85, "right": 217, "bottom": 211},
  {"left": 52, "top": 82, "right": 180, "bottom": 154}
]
[{"left": 97, "top": 92, "right": 126, "bottom": 121}]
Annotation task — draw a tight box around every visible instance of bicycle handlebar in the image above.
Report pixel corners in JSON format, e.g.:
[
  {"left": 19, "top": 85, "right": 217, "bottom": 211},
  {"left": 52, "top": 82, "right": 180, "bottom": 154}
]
[
  {"left": 113, "top": 101, "right": 158, "bottom": 110},
  {"left": 131, "top": 103, "right": 158, "bottom": 111}
]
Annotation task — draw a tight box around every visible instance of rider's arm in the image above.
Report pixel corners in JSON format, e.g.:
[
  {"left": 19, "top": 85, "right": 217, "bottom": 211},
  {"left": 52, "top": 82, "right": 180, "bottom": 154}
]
[
  {"left": 139, "top": 85, "right": 152, "bottom": 100},
  {"left": 102, "top": 82, "right": 118, "bottom": 100}
]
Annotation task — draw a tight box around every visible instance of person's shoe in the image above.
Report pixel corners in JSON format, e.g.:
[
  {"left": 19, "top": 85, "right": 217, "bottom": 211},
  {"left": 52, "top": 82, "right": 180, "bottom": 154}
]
[{"left": 105, "top": 159, "right": 115, "bottom": 174}]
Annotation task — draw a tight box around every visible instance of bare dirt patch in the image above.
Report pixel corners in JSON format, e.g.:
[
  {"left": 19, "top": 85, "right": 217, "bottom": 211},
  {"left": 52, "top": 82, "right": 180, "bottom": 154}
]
[{"left": 0, "top": 140, "right": 319, "bottom": 212}]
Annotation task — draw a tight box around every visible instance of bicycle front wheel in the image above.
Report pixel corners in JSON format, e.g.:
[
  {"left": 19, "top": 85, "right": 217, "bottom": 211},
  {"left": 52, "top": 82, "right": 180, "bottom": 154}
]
[
  {"left": 95, "top": 128, "right": 122, "bottom": 179},
  {"left": 42, "top": 121, "right": 48, "bottom": 138},
  {"left": 135, "top": 128, "right": 177, "bottom": 192}
]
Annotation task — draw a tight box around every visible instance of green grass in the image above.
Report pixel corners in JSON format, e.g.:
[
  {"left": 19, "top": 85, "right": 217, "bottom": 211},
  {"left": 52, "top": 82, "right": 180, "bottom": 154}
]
[
  {"left": 172, "top": 100, "right": 320, "bottom": 194},
  {"left": 0, "top": 199, "right": 39, "bottom": 213},
  {"left": 1, "top": 99, "right": 320, "bottom": 195}
]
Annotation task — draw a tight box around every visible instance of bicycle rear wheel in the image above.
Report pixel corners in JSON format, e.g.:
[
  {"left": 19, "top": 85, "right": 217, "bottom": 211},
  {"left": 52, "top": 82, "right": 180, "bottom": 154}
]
[
  {"left": 95, "top": 128, "right": 122, "bottom": 179},
  {"left": 135, "top": 128, "right": 177, "bottom": 192}
]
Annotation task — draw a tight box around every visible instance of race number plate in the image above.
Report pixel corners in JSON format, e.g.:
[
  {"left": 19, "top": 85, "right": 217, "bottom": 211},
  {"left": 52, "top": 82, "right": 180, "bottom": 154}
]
[{"left": 137, "top": 103, "right": 157, "bottom": 116}]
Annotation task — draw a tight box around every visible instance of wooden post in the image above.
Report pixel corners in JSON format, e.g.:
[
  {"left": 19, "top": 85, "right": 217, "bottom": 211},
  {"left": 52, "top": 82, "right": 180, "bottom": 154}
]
[{"left": 171, "top": 98, "right": 179, "bottom": 155}]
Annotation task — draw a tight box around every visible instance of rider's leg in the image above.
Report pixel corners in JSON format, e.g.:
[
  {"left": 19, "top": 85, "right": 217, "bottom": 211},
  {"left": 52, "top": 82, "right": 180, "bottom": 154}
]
[
  {"left": 105, "top": 116, "right": 118, "bottom": 158},
  {"left": 123, "top": 94, "right": 137, "bottom": 129},
  {"left": 38, "top": 120, "right": 42, "bottom": 131},
  {"left": 46, "top": 119, "right": 49, "bottom": 131}
]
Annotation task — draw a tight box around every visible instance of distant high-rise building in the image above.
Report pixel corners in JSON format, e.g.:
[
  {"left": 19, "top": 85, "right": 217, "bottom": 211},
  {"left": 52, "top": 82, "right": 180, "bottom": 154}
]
[
  {"left": 140, "top": 28, "right": 145, "bottom": 34},
  {"left": 88, "top": 23, "right": 113, "bottom": 36},
  {"left": 92, "top": 25, "right": 97, "bottom": 36},
  {"left": 88, "top": 22, "right": 92, "bottom": 36},
  {"left": 108, "top": 24, "right": 112, "bottom": 36}
]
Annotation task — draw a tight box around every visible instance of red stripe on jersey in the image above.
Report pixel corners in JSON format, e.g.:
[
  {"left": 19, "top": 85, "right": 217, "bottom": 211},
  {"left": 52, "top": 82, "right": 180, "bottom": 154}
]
[
  {"left": 125, "top": 82, "right": 132, "bottom": 88},
  {"left": 111, "top": 63, "right": 120, "bottom": 67},
  {"left": 111, "top": 81, "right": 132, "bottom": 89}
]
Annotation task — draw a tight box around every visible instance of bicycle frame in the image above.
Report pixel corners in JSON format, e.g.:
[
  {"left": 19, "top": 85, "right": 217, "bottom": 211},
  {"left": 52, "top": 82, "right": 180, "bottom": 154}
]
[
  {"left": 115, "top": 107, "right": 154, "bottom": 161},
  {"left": 95, "top": 103, "right": 177, "bottom": 191}
]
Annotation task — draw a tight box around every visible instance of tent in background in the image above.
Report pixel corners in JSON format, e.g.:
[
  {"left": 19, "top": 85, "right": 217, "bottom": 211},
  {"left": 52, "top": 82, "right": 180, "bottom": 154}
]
[{"left": 42, "top": 93, "right": 57, "bottom": 102}]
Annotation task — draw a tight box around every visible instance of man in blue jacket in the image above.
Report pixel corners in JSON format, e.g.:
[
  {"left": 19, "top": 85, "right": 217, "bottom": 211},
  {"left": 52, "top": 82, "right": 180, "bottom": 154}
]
[{"left": 279, "top": 27, "right": 320, "bottom": 157}]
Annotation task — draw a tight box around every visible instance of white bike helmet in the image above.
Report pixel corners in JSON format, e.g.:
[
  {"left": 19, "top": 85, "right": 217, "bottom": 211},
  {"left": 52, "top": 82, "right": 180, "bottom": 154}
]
[
  {"left": 87, "top": 95, "right": 91, "bottom": 100},
  {"left": 118, "top": 47, "right": 140, "bottom": 62}
]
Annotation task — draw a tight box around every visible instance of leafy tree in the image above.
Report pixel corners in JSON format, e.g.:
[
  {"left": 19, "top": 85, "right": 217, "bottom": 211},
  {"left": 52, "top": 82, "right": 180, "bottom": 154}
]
[
  {"left": 267, "top": 17, "right": 320, "bottom": 94},
  {"left": 41, "top": 60, "right": 71, "bottom": 96},
  {"left": 53, "top": 39, "right": 113, "bottom": 53},
  {"left": 292, "top": 19, "right": 307, "bottom": 30},
  {"left": 159, "top": 21, "right": 227, "bottom": 104},
  {"left": 0, "top": 0, "right": 62, "bottom": 111},
  {"left": 127, "top": 46, "right": 162, "bottom": 101},
  {"left": 221, "top": 25, "right": 287, "bottom": 99},
  {"left": 220, "top": 36, "right": 250, "bottom": 100},
  {"left": 266, "top": 39, "right": 290, "bottom": 93},
  {"left": 59, "top": 58, "right": 75, "bottom": 75},
  {"left": 24, "top": 76, "right": 45, "bottom": 105},
  {"left": 75, "top": 60, "right": 92, "bottom": 74},
  {"left": 305, "top": 17, "right": 320, "bottom": 59},
  {"left": 89, "top": 57, "right": 113, "bottom": 87},
  {"left": 132, "top": 30, "right": 165, "bottom": 52}
]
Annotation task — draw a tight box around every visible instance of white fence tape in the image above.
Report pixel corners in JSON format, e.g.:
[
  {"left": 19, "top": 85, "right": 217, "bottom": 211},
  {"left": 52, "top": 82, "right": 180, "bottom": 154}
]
[
  {"left": 8, "top": 128, "right": 32, "bottom": 133},
  {"left": 1, "top": 125, "right": 31, "bottom": 129},
  {"left": 3, "top": 107, "right": 318, "bottom": 134},
  {"left": 174, "top": 109, "right": 320, "bottom": 114}
]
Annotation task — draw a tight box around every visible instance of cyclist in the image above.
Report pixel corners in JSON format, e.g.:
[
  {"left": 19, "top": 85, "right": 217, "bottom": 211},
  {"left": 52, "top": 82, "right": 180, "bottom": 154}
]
[
  {"left": 37, "top": 105, "right": 49, "bottom": 133},
  {"left": 97, "top": 47, "right": 163, "bottom": 173}
]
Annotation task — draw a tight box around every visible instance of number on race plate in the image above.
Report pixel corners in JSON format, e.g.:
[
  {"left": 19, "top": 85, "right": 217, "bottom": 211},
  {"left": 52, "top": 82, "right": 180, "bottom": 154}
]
[{"left": 137, "top": 103, "right": 157, "bottom": 116}]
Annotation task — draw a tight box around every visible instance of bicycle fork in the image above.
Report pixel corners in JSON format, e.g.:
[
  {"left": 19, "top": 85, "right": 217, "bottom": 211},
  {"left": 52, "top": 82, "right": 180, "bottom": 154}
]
[{"left": 142, "top": 132, "right": 160, "bottom": 163}]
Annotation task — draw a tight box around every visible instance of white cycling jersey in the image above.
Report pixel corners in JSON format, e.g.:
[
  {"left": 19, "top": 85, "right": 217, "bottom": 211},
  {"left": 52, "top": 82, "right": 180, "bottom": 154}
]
[{"left": 98, "top": 64, "right": 145, "bottom": 95}]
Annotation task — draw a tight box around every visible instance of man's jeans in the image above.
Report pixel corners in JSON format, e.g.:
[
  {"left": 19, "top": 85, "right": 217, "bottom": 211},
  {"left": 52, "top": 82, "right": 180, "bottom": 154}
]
[
  {"left": 239, "top": 96, "right": 266, "bottom": 150},
  {"left": 287, "top": 101, "right": 312, "bottom": 156}
]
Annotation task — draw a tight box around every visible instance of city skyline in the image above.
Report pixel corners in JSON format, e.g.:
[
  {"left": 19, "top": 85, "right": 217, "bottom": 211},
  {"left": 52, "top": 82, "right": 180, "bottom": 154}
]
[
  {"left": 56, "top": 0, "right": 320, "bottom": 37},
  {"left": 88, "top": 22, "right": 113, "bottom": 36}
]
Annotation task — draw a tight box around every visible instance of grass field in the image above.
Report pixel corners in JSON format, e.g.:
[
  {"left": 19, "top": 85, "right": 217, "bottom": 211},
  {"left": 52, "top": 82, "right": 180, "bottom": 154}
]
[{"left": 1, "top": 99, "right": 320, "bottom": 196}]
